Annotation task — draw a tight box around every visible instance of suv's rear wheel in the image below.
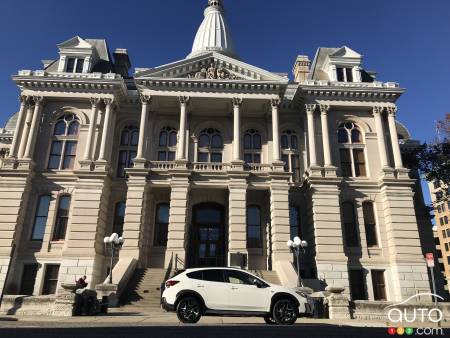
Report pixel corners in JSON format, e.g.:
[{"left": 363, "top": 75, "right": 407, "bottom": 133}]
[
  {"left": 272, "top": 298, "right": 298, "bottom": 325},
  {"left": 176, "top": 296, "right": 202, "bottom": 323},
  {"left": 264, "top": 316, "right": 277, "bottom": 324}
]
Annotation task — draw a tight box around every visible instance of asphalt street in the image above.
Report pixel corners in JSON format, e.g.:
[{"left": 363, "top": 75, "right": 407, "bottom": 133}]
[{"left": 0, "top": 325, "right": 390, "bottom": 338}]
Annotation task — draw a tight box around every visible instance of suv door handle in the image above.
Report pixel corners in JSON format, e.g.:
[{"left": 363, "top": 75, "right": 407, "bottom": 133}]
[
  {"left": 231, "top": 286, "right": 239, "bottom": 290},
  {"left": 196, "top": 284, "right": 205, "bottom": 288}
]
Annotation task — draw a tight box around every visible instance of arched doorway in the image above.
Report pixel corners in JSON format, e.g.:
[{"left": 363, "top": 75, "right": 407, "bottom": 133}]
[{"left": 188, "top": 203, "right": 226, "bottom": 267}]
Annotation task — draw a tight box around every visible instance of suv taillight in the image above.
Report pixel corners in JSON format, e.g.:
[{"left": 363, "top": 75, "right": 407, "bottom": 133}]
[{"left": 165, "top": 280, "right": 180, "bottom": 288}]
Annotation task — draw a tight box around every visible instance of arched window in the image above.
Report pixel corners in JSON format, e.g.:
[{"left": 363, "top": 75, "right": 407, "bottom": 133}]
[
  {"left": 338, "top": 122, "right": 366, "bottom": 177},
  {"left": 281, "top": 130, "right": 300, "bottom": 182},
  {"left": 113, "top": 201, "right": 126, "bottom": 236},
  {"left": 243, "top": 129, "right": 262, "bottom": 164},
  {"left": 52, "top": 195, "right": 71, "bottom": 241},
  {"left": 247, "top": 206, "right": 262, "bottom": 248},
  {"left": 154, "top": 203, "right": 170, "bottom": 246},
  {"left": 117, "top": 126, "right": 138, "bottom": 178},
  {"left": 198, "top": 128, "right": 223, "bottom": 163},
  {"left": 31, "top": 195, "right": 51, "bottom": 241},
  {"left": 157, "top": 126, "right": 177, "bottom": 161},
  {"left": 48, "top": 114, "right": 80, "bottom": 170}
]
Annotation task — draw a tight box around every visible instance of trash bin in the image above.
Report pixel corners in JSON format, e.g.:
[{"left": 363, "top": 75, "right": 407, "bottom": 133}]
[
  {"left": 311, "top": 297, "right": 325, "bottom": 318},
  {"left": 99, "top": 296, "right": 108, "bottom": 314}
]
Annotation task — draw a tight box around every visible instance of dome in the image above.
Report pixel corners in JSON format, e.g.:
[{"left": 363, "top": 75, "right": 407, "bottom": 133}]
[
  {"left": 188, "top": 0, "right": 238, "bottom": 59},
  {"left": 4, "top": 112, "right": 18, "bottom": 131}
]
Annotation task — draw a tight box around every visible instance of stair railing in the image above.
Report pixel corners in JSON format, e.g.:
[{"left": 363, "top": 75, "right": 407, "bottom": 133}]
[
  {"left": 175, "top": 253, "right": 185, "bottom": 272},
  {"left": 163, "top": 252, "right": 174, "bottom": 283}
]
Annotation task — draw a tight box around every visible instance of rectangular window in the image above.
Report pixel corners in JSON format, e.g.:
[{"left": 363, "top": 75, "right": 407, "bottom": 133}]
[
  {"left": 345, "top": 68, "right": 353, "bottom": 82},
  {"left": 168, "top": 151, "right": 175, "bottom": 161},
  {"left": 52, "top": 195, "right": 71, "bottom": 241},
  {"left": 371, "top": 270, "right": 387, "bottom": 300},
  {"left": 75, "top": 58, "right": 84, "bottom": 73},
  {"left": 48, "top": 141, "right": 63, "bottom": 169},
  {"left": 342, "top": 201, "right": 359, "bottom": 247},
  {"left": 445, "top": 243, "right": 449, "bottom": 251},
  {"left": 336, "top": 67, "right": 345, "bottom": 82},
  {"left": 349, "top": 269, "right": 367, "bottom": 300},
  {"left": 339, "top": 149, "right": 352, "bottom": 177},
  {"left": 62, "top": 141, "right": 77, "bottom": 169},
  {"left": 117, "top": 150, "right": 128, "bottom": 178},
  {"left": 247, "top": 206, "right": 262, "bottom": 248},
  {"left": 31, "top": 195, "right": 51, "bottom": 240},
  {"left": 66, "top": 58, "right": 75, "bottom": 72},
  {"left": 445, "top": 216, "right": 449, "bottom": 225},
  {"left": 443, "top": 230, "right": 447, "bottom": 238},
  {"left": 211, "top": 153, "right": 222, "bottom": 163},
  {"left": 447, "top": 229, "right": 450, "bottom": 237},
  {"left": 158, "top": 151, "right": 167, "bottom": 161},
  {"left": 198, "top": 152, "right": 208, "bottom": 163},
  {"left": 154, "top": 203, "right": 169, "bottom": 246},
  {"left": 20, "top": 264, "right": 39, "bottom": 295},
  {"left": 440, "top": 218, "right": 444, "bottom": 226},
  {"left": 289, "top": 206, "right": 302, "bottom": 239},
  {"left": 437, "top": 205, "right": 442, "bottom": 213},
  {"left": 244, "top": 153, "right": 252, "bottom": 164},
  {"left": 353, "top": 149, "right": 366, "bottom": 177},
  {"left": 363, "top": 202, "right": 378, "bottom": 247},
  {"left": 281, "top": 154, "right": 289, "bottom": 172},
  {"left": 42, "top": 264, "right": 60, "bottom": 295},
  {"left": 292, "top": 155, "right": 301, "bottom": 182}
]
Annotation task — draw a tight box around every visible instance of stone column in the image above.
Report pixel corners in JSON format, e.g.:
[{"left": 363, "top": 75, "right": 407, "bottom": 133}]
[
  {"left": 387, "top": 106, "right": 403, "bottom": 169},
  {"left": 372, "top": 106, "right": 390, "bottom": 169},
  {"left": 232, "top": 98, "right": 243, "bottom": 162},
  {"left": 305, "top": 104, "right": 318, "bottom": 167},
  {"left": 18, "top": 103, "right": 34, "bottom": 159},
  {"left": 176, "top": 96, "right": 189, "bottom": 161},
  {"left": 9, "top": 95, "right": 28, "bottom": 158},
  {"left": 319, "top": 105, "right": 332, "bottom": 167},
  {"left": 228, "top": 177, "right": 248, "bottom": 260},
  {"left": 98, "top": 98, "right": 114, "bottom": 162},
  {"left": 136, "top": 95, "right": 151, "bottom": 162},
  {"left": 165, "top": 175, "right": 190, "bottom": 267},
  {"left": 270, "top": 178, "right": 291, "bottom": 264},
  {"left": 192, "top": 136, "right": 198, "bottom": 163},
  {"left": 23, "top": 96, "right": 44, "bottom": 159},
  {"left": 83, "top": 98, "right": 100, "bottom": 161},
  {"left": 271, "top": 98, "right": 281, "bottom": 162}
]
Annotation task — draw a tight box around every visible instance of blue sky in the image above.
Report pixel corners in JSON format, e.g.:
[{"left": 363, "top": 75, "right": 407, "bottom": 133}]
[{"left": 0, "top": 0, "right": 449, "bottom": 142}]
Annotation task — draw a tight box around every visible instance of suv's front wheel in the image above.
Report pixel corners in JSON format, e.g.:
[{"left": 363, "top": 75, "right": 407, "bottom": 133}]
[
  {"left": 272, "top": 298, "right": 298, "bottom": 325},
  {"left": 176, "top": 296, "right": 202, "bottom": 323}
]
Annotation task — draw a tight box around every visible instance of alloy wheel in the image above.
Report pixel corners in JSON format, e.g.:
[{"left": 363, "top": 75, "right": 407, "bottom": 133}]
[{"left": 272, "top": 299, "right": 297, "bottom": 325}]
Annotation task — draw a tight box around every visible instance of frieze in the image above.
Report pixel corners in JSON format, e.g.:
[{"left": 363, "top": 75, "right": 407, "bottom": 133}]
[{"left": 187, "top": 63, "right": 240, "bottom": 80}]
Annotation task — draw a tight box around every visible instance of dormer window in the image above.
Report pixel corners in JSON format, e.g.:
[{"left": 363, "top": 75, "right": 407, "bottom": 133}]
[
  {"left": 65, "top": 57, "right": 85, "bottom": 73},
  {"left": 336, "top": 67, "right": 353, "bottom": 82}
]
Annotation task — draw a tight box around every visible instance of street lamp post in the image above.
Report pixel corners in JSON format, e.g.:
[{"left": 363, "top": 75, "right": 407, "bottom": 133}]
[
  {"left": 287, "top": 236, "right": 308, "bottom": 287},
  {"left": 103, "top": 233, "right": 124, "bottom": 284}
]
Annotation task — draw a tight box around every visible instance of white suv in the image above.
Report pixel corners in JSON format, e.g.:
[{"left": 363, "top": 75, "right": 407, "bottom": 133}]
[{"left": 161, "top": 267, "right": 310, "bottom": 325}]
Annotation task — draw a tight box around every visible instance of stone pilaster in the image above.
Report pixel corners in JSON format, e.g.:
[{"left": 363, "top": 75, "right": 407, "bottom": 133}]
[
  {"left": 165, "top": 173, "right": 190, "bottom": 267},
  {"left": 307, "top": 177, "right": 349, "bottom": 291},
  {"left": 228, "top": 176, "right": 248, "bottom": 258}
]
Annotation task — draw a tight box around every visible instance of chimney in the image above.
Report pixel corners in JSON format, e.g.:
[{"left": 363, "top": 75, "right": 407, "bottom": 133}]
[
  {"left": 293, "top": 55, "right": 311, "bottom": 83},
  {"left": 113, "top": 48, "right": 131, "bottom": 78}
]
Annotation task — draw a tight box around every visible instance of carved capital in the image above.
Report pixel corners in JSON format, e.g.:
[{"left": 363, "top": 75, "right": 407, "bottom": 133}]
[
  {"left": 18, "top": 95, "right": 28, "bottom": 105},
  {"left": 372, "top": 106, "right": 384, "bottom": 116},
  {"left": 103, "top": 98, "right": 115, "bottom": 108},
  {"left": 319, "top": 104, "right": 330, "bottom": 114},
  {"left": 90, "top": 97, "right": 101, "bottom": 108},
  {"left": 179, "top": 96, "right": 190, "bottom": 105},
  {"left": 270, "top": 98, "right": 281, "bottom": 108},
  {"left": 32, "top": 96, "right": 44, "bottom": 106},
  {"left": 139, "top": 94, "right": 152, "bottom": 105},
  {"left": 386, "top": 106, "right": 397, "bottom": 116},
  {"left": 232, "top": 98, "right": 243, "bottom": 107},
  {"left": 305, "top": 104, "right": 317, "bottom": 115}
]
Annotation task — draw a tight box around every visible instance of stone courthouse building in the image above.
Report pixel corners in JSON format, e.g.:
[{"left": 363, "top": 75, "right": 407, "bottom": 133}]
[{"left": 0, "top": 0, "right": 437, "bottom": 303}]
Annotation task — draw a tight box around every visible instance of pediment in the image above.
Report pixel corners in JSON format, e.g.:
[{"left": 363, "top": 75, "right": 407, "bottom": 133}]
[
  {"left": 135, "top": 52, "right": 287, "bottom": 82},
  {"left": 57, "top": 36, "right": 93, "bottom": 50},
  {"left": 329, "top": 46, "right": 362, "bottom": 59}
]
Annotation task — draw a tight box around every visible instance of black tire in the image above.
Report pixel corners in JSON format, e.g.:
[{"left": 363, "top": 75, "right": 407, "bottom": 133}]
[
  {"left": 272, "top": 298, "right": 298, "bottom": 325},
  {"left": 176, "top": 296, "right": 202, "bottom": 324},
  {"left": 264, "top": 316, "right": 277, "bottom": 325}
]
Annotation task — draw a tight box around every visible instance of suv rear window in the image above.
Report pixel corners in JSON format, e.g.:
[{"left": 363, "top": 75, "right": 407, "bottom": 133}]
[
  {"left": 186, "top": 271, "right": 203, "bottom": 280},
  {"left": 201, "top": 269, "right": 225, "bottom": 283}
]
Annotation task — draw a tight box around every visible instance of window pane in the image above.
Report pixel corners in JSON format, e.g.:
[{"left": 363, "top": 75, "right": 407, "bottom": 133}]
[
  {"left": 198, "top": 152, "right": 208, "bottom": 162},
  {"left": 113, "top": 202, "right": 126, "bottom": 236},
  {"left": 199, "top": 134, "right": 209, "bottom": 147},
  {"left": 342, "top": 202, "right": 359, "bottom": 247},
  {"left": 211, "top": 135, "right": 222, "bottom": 148},
  {"left": 282, "top": 154, "right": 289, "bottom": 171},
  {"left": 53, "top": 196, "right": 71, "bottom": 241},
  {"left": 157, "top": 204, "right": 170, "bottom": 223},
  {"left": 202, "top": 269, "right": 224, "bottom": 283},
  {"left": 168, "top": 151, "right": 175, "bottom": 161},
  {"left": 62, "top": 141, "right": 77, "bottom": 169},
  {"left": 371, "top": 270, "right": 386, "bottom": 300},
  {"left": 75, "top": 58, "right": 84, "bottom": 73},
  {"left": 42, "top": 265, "right": 60, "bottom": 295},
  {"left": 340, "top": 149, "right": 352, "bottom": 177},
  {"left": 351, "top": 129, "right": 361, "bottom": 143},
  {"left": 169, "top": 131, "right": 177, "bottom": 147},
  {"left": 349, "top": 270, "right": 366, "bottom": 300},
  {"left": 244, "top": 134, "right": 252, "bottom": 149},
  {"left": 281, "top": 135, "right": 288, "bottom": 149},
  {"left": 289, "top": 206, "right": 301, "bottom": 238},
  {"left": 32, "top": 195, "right": 51, "bottom": 240},
  {"left": 54, "top": 121, "right": 66, "bottom": 136},
  {"left": 128, "top": 151, "right": 137, "bottom": 167},
  {"left": 244, "top": 153, "right": 252, "bottom": 164},
  {"left": 247, "top": 207, "right": 260, "bottom": 226},
  {"left": 67, "top": 121, "right": 79, "bottom": 136},
  {"left": 159, "top": 131, "right": 167, "bottom": 147},
  {"left": 363, "top": 202, "right": 378, "bottom": 247},
  {"left": 121, "top": 130, "right": 130, "bottom": 146},
  {"left": 130, "top": 130, "right": 139, "bottom": 146},
  {"left": 48, "top": 141, "right": 63, "bottom": 169},
  {"left": 353, "top": 149, "right": 366, "bottom": 177},
  {"left": 292, "top": 155, "right": 300, "bottom": 182},
  {"left": 338, "top": 128, "right": 348, "bottom": 143},
  {"left": 346, "top": 68, "right": 353, "bottom": 82},
  {"left": 291, "top": 135, "right": 298, "bottom": 149},
  {"left": 253, "top": 153, "right": 261, "bottom": 164},
  {"left": 158, "top": 151, "right": 167, "bottom": 161},
  {"left": 211, "top": 153, "right": 222, "bottom": 163},
  {"left": 336, "top": 67, "right": 344, "bottom": 81},
  {"left": 247, "top": 207, "right": 261, "bottom": 248},
  {"left": 66, "top": 58, "right": 75, "bottom": 73},
  {"left": 253, "top": 134, "right": 262, "bottom": 149}
]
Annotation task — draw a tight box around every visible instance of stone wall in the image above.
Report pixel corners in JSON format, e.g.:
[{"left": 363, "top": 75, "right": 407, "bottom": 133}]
[{"left": 0, "top": 295, "right": 56, "bottom": 316}]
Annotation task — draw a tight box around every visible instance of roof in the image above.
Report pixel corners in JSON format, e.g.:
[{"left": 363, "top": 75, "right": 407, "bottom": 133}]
[
  {"left": 188, "top": 0, "right": 237, "bottom": 59},
  {"left": 3, "top": 112, "right": 18, "bottom": 131},
  {"left": 309, "top": 47, "right": 339, "bottom": 81}
]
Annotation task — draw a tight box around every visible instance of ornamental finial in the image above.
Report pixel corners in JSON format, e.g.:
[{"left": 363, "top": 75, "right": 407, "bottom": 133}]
[{"left": 208, "top": 0, "right": 222, "bottom": 8}]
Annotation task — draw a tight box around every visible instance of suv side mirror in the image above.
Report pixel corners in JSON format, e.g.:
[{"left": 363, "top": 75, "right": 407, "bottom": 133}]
[{"left": 252, "top": 278, "right": 267, "bottom": 288}]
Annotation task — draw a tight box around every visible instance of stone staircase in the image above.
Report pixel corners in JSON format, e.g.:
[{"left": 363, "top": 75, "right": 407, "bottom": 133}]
[
  {"left": 250, "top": 270, "right": 281, "bottom": 285},
  {"left": 114, "top": 268, "right": 167, "bottom": 313}
]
